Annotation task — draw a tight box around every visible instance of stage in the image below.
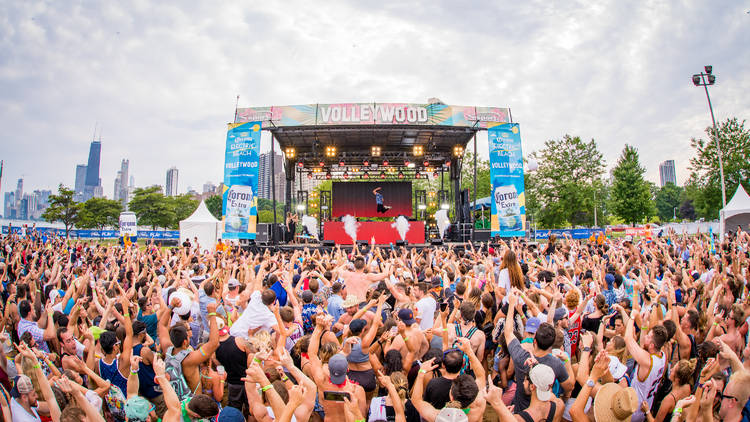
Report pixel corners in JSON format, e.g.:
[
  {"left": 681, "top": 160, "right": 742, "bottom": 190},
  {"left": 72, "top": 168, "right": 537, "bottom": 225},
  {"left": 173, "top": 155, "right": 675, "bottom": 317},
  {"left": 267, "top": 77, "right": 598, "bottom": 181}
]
[{"left": 323, "top": 221, "right": 426, "bottom": 244}]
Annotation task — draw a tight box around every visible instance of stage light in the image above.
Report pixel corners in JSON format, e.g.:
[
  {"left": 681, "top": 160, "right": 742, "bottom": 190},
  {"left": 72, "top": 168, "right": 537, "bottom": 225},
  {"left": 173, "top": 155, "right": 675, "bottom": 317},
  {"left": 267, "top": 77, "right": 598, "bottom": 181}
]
[
  {"left": 297, "top": 161, "right": 304, "bottom": 168},
  {"left": 441, "top": 203, "right": 449, "bottom": 210},
  {"left": 398, "top": 172, "right": 404, "bottom": 179},
  {"left": 413, "top": 145, "right": 424, "bottom": 156},
  {"left": 404, "top": 160, "right": 410, "bottom": 167},
  {"left": 343, "top": 172, "right": 349, "bottom": 179},
  {"left": 371, "top": 146, "right": 381, "bottom": 156},
  {"left": 380, "top": 172, "right": 386, "bottom": 179},
  {"left": 415, "top": 173, "right": 421, "bottom": 179},
  {"left": 453, "top": 145, "right": 464, "bottom": 157},
  {"left": 319, "top": 161, "right": 325, "bottom": 167},
  {"left": 326, "top": 172, "right": 332, "bottom": 179},
  {"left": 445, "top": 161, "right": 451, "bottom": 167},
  {"left": 363, "top": 159, "right": 369, "bottom": 166},
  {"left": 325, "top": 146, "right": 337, "bottom": 157},
  {"left": 423, "top": 161, "right": 429, "bottom": 167},
  {"left": 407, "top": 162, "right": 415, "bottom": 168},
  {"left": 312, "top": 192, "right": 318, "bottom": 198},
  {"left": 418, "top": 204, "right": 427, "bottom": 210},
  {"left": 285, "top": 147, "right": 296, "bottom": 159},
  {"left": 307, "top": 173, "right": 312, "bottom": 179},
  {"left": 296, "top": 204, "right": 305, "bottom": 211},
  {"left": 350, "top": 167, "right": 359, "bottom": 173},
  {"left": 433, "top": 172, "right": 439, "bottom": 178},
  {"left": 382, "top": 159, "right": 389, "bottom": 166},
  {"left": 313, "top": 167, "right": 321, "bottom": 173},
  {"left": 363, "top": 171, "right": 369, "bottom": 179}
]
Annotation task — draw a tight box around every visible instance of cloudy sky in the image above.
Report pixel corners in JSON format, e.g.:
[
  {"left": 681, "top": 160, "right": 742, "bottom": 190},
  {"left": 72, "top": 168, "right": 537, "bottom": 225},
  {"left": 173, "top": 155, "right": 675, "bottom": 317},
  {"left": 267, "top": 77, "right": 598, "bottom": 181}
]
[{"left": 1, "top": 1, "right": 748, "bottom": 200}]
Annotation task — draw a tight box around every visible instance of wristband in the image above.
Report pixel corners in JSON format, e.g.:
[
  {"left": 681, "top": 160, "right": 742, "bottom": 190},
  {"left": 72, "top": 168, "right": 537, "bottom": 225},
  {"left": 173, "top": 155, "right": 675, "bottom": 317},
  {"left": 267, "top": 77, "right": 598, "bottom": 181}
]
[
  {"left": 261, "top": 384, "right": 273, "bottom": 392},
  {"left": 208, "top": 312, "right": 217, "bottom": 317},
  {"left": 713, "top": 322, "right": 718, "bottom": 326},
  {"left": 418, "top": 369, "right": 427, "bottom": 374},
  {"left": 199, "top": 346, "right": 206, "bottom": 357},
  {"left": 131, "top": 369, "right": 139, "bottom": 374},
  {"left": 281, "top": 376, "right": 289, "bottom": 382},
  {"left": 33, "top": 363, "right": 41, "bottom": 369},
  {"left": 48, "top": 312, "right": 54, "bottom": 317},
  {"left": 673, "top": 407, "right": 682, "bottom": 415},
  {"left": 442, "top": 328, "right": 448, "bottom": 332},
  {"left": 123, "top": 313, "right": 130, "bottom": 318},
  {"left": 355, "top": 419, "right": 365, "bottom": 422},
  {"left": 253, "top": 357, "right": 262, "bottom": 364},
  {"left": 402, "top": 336, "right": 408, "bottom": 342},
  {"left": 641, "top": 326, "right": 647, "bottom": 331}
]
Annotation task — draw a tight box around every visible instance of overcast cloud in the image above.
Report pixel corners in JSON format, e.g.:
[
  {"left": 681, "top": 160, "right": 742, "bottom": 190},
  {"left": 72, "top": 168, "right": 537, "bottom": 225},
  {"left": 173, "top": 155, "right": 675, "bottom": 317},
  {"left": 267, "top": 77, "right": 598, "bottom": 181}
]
[{"left": 1, "top": 0, "right": 748, "bottom": 198}]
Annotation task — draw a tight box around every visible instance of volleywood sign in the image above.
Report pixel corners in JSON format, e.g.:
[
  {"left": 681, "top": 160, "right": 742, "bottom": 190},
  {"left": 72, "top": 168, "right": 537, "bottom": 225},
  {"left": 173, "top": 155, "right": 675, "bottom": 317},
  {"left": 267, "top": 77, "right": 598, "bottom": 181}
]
[{"left": 235, "top": 103, "right": 510, "bottom": 128}]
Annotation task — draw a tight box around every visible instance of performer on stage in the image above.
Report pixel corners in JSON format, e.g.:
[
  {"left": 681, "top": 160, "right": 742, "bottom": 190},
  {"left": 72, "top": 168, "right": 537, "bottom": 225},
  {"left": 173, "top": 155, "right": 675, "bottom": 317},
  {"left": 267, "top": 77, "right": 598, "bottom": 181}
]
[
  {"left": 373, "top": 187, "right": 392, "bottom": 214},
  {"left": 286, "top": 212, "right": 298, "bottom": 242}
]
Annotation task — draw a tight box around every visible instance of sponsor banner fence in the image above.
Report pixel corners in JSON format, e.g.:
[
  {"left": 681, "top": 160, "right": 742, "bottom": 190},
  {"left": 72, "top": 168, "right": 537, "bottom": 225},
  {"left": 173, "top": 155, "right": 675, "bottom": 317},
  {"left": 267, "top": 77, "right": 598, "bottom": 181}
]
[
  {"left": 235, "top": 103, "right": 510, "bottom": 129},
  {"left": 1, "top": 226, "right": 179, "bottom": 239},
  {"left": 489, "top": 123, "right": 526, "bottom": 237},
  {"left": 222, "top": 121, "right": 261, "bottom": 240},
  {"left": 535, "top": 229, "right": 598, "bottom": 240}
]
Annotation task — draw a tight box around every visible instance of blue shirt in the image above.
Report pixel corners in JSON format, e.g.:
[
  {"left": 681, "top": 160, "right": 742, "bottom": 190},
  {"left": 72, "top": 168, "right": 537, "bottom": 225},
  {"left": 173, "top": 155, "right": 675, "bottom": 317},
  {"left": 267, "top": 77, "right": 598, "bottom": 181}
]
[
  {"left": 375, "top": 193, "right": 383, "bottom": 204},
  {"left": 328, "top": 294, "right": 344, "bottom": 323},
  {"left": 270, "top": 281, "right": 288, "bottom": 307}
]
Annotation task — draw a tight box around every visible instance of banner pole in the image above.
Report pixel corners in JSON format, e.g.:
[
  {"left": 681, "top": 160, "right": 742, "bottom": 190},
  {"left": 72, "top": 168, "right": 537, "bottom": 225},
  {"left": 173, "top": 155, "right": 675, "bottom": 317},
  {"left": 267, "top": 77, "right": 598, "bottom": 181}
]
[{"left": 271, "top": 132, "right": 278, "bottom": 244}]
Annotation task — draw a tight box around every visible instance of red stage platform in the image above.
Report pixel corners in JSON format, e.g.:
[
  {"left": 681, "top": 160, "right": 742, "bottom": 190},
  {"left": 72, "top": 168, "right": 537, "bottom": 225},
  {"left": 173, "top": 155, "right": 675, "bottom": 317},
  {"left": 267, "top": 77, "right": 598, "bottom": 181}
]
[{"left": 323, "top": 221, "right": 425, "bottom": 244}]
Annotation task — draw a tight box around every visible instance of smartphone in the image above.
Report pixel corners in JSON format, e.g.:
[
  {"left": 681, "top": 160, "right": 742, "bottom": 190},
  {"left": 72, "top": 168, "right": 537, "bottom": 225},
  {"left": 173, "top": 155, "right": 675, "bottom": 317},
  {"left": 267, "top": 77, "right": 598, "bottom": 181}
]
[
  {"left": 440, "top": 302, "right": 448, "bottom": 312},
  {"left": 323, "top": 391, "right": 351, "bottom": 402},
  {"left": 390, "top": 326, "right": 398, "bottom": 335}
]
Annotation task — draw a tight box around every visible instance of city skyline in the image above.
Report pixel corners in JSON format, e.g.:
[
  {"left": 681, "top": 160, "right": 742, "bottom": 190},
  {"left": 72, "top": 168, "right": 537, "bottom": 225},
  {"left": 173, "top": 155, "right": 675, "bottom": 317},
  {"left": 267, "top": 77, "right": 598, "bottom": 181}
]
[{"left": 1, "top": 2, "right": 747, "bottom": 200}]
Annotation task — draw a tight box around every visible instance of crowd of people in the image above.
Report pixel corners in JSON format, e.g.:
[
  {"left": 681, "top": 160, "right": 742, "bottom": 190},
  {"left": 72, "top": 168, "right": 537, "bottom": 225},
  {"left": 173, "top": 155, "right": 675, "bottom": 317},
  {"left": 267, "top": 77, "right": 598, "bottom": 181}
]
[{"left": 1, "top": 225, "right": 749, "bottom": 422}]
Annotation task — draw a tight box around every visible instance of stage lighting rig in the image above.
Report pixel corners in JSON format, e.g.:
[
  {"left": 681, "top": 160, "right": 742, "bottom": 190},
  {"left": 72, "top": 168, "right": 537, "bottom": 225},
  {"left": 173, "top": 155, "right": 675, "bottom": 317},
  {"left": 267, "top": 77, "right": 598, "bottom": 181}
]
[
  {"left": 371, "top": 146, "right": 381, "bottom": 156},
  {"left": 382, "top": 159, "right": 389, "bottom": 166},
  {"left": 413, "top": 145, "right": 424, "bottom": 156},
  {"left": 325, "top": 146, "right": 337, "bottom": 157},
  {"left": 284, "top": 147, "right": 296, "bottom": 159},
  {"left": 453, "top": 145, "right": 464, "bottom": 157}
]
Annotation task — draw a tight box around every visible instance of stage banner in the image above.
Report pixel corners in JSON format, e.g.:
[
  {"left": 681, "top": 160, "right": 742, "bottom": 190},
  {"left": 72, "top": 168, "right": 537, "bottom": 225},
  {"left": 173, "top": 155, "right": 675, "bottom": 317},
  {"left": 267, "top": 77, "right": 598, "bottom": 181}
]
[
  {"left": 489, "top": 123, "right": 526, "bottom": 237},
  {"left": 235, "top": 103, "right": 510, "bottom": 128},
  {"left": 222, "top": 121, "right": 261, "bottom": 240}
]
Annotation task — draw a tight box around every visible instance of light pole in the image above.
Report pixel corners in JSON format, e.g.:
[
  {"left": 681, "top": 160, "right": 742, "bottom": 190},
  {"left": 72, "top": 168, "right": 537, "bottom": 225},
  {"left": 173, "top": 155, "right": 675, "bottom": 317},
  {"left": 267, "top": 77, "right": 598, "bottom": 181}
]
[
  {"left": 692, "top": 65, "right": 727, "bottom": 208},
  {"left": 673, "top": 207, "right": 678, "bottom": 221}
]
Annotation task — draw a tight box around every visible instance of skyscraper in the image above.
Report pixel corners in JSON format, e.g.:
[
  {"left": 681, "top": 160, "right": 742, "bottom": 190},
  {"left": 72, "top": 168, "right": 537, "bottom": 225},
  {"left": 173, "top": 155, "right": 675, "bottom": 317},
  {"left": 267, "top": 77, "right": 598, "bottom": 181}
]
[
  {"left": 74, "top": 164, "right": 87, "bottom": 201},
  {"left": 15, "top": 178, "right": 23, "bottom": 210},
  {"left": 258, "top": 152, "right": 286, "bottom": 201},
  {"left": 166, "top": 167, "right": 179, "bottom": 197},
  {"left": 113, "top": 159, "right": 129, "bottom": 204},
  {"left": 4, "top": 192, "right": 15, "bottom": 219},
  {"left": 659, "top": 160, "right": 677, "bottom": 187},
  {"left": 82, "top": 140, "right": 103, "bottom": 201}
]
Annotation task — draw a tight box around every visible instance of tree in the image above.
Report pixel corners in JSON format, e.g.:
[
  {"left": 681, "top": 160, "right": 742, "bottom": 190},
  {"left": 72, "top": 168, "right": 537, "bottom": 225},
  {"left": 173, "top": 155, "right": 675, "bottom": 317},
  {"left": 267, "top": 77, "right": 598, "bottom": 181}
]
[
  {"left": 611, "top": 144, "right": 653, "bottom": 225},
  {"left": 78, "top": 197, "right": 123, "bottom": 234},
  {"left": 679, "top": 199, "right": 696, "bottom": 221},
  {"left": 687, "top": 117, "right": 750, "bottom": 219},
  {"left": 41, "top": 184, "right": 80, "bottom": 238},
  {"left": 460, "top": 152, "right": 492, "bottom": 201},
  {"left": 169, "top": 194, "right": 199, "bottom": 229},
  {"left": 654, "top": 183, "right": 683, "bottom": 222},
  {"left": 205, "top": 194, "right": 223, "bottom": 219},
  {"left": 528, "top": 135, "right": 606, "bottom": 228},
  {"left": 128, "top": 186, "right": 175, "bottom": 229}
]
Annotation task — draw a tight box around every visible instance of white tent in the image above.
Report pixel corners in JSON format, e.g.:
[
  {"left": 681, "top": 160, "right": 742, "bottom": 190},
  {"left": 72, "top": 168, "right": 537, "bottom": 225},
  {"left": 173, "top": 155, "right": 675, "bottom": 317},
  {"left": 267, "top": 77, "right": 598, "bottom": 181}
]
[
  {"left": 720, "top": 184, "right": 750, "bottom": 239},
  {"left": 179, "top": 201, "right": 222, "bottom": 248}
]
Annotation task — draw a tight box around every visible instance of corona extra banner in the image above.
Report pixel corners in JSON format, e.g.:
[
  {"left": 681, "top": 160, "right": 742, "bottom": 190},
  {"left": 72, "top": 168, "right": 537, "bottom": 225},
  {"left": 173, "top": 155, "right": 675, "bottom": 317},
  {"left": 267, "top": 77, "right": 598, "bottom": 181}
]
[
  {"left": 222, "top": 121, "right": 261, "bottom": 240},
  {"left": 235, "top": 103, "right": 509, "bottom": 128},
  {"left": 489, "top": 123, "right": 526, "bottom": 237}
]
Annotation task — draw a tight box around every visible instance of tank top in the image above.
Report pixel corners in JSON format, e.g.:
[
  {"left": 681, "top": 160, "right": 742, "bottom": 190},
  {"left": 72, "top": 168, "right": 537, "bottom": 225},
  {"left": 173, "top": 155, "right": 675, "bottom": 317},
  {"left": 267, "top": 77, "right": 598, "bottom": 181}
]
[
  {"left": 98, "top": 356, "right": 128, "bottom": 397},
  {"left": 215, "top": 336, "right": 247, "bottom": 385},
  {"left": 347, "top": 341, "right": 369, "bottom": 363},
  {"left": 133, "top": 344, "right": 160, "bottom": 399},
  {"left": 631, "top": 352, "right": 666, "bottom": 422}
]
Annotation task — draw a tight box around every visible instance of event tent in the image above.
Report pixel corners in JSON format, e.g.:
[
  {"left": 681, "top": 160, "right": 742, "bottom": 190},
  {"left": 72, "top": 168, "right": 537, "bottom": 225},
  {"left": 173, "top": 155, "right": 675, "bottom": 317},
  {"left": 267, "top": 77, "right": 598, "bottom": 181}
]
[
  {"left": 179, "top": 201, "right": 222, "bottom": 248},
  {"left": 720, "top": 184, "right": 750, "bottom": 239}
]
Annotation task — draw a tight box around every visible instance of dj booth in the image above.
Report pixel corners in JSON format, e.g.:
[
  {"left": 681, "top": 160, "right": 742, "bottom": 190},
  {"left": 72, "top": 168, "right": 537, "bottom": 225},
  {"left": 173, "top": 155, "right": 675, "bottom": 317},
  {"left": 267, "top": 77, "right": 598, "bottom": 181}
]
[{"left": 323, "top": 221, "right": 425, "bottom": 244}]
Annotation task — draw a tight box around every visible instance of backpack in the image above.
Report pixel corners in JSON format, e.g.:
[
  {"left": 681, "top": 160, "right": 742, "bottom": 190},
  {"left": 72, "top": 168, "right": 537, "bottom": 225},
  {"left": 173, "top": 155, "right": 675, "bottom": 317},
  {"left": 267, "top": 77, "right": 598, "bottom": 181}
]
[
  {"left": 165, "top": 346, "right": 192, "bottom": 401},
  {"left": 452, "top": 325, "right": 478, "bottom": 375},
  {"left": 103, "top": 384, "right": 127, "bottom": 422}
]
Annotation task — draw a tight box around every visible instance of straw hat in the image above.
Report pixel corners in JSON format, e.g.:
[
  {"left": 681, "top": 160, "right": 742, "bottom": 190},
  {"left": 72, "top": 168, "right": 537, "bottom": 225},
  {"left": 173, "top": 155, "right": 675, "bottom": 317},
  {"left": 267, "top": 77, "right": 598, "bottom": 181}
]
[
  {"left": 593, "top": 383, "right": 638, "bottom": 422},
  {"left": 342, "top": 295, "right": 359, "bottom": 308}
]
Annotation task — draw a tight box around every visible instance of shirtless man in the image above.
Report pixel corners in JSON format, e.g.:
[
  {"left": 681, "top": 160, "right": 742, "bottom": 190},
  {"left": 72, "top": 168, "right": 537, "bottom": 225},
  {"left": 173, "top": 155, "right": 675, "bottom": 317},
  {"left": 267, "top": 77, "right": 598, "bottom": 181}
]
[
  {"left": 446, "top": 301, "right": 486, "bottom": 359},
  {"left": 389, "top": 308, "right": 429, "bottom": 360},
  {"left": 338, "top": 256, "right": 389, "bottom": 305},
  {"left": 708, "top": 304, "right": 745, "bottom": 355},
  {"left": 308, "top": 315, "right": 367, "bottom": 420}
]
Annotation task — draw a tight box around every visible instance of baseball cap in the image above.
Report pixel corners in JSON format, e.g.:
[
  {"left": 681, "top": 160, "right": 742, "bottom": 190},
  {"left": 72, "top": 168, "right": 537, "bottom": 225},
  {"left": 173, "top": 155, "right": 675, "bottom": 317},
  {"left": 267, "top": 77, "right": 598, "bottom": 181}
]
[
  {"left": 125, "top": 396, "right": 153, "bottom": 421},
  {"left": 398, "top": 308, "right": 417, "bottom": 326},
  {"left": 609, "top": 356, "right": 628, "bottom": 380},
  {"left": 48, "top": 289, "right": 65, "bottom": 303},
  {"left": 553, "top": 308, "right": 568, "bottom": 323},
  {"left": 435, "top": 407, "right": 469, "bottom": 422},
  {"left": 328, "top": 353, "right": 348, "bottom": 385},
  {"left": 349, "top": 318, "right": 367, "bottom": 335},
  {"left": 624, "top": 235, "right": 633, "bottom": 243},
  {"left": 524, "top": 317, "right": 541, "bottom": 334},
  {"left": 529, "top": 364, "right": 555, "bottom": 401},
  {"left": 227, "top": 278, "right": 240, "bottom": 288},
  {"left": 10, "top": 375, "right": 34, "bottom": 398},
  {"left": 218, "top": 406, "right": 245, "bottom": 422},
  {"left": 170, "top": 291, "right": 192, "bottom": 316}
]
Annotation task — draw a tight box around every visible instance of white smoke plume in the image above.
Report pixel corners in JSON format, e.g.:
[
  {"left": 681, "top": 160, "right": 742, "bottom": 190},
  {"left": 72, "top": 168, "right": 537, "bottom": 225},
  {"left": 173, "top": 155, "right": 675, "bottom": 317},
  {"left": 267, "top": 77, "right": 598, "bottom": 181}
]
[
  {"left": 435, "top": 209, "right": 451, "bottom": 239},
  {"left": 390, "top": 215, "right": 410, "bottom": 241},
  {"left": 342, "top": 214, "right": 359, "bottom": 243},
  {"left": 301, "top": 215, "right": 318, "bottom": 239}
]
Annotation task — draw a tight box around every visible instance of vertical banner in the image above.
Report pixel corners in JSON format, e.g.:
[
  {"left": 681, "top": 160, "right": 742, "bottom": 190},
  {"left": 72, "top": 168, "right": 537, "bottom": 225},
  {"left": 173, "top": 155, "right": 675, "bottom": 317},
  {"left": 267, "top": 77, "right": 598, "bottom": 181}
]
[
  {"left": 489, "top": 123, "right": 526, "bottom": 237},
  {"left": 222, "top": 121, "right": 262, "bottom": 240}
]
